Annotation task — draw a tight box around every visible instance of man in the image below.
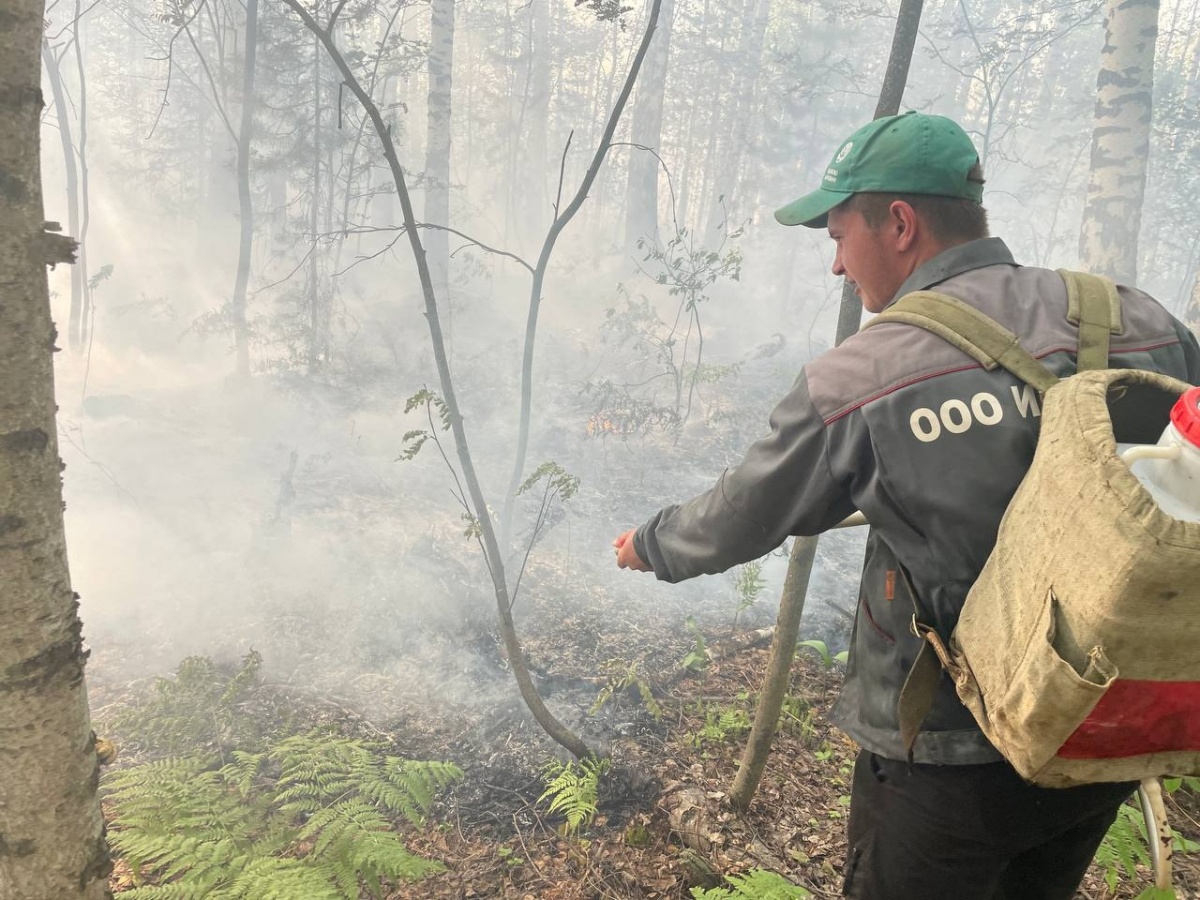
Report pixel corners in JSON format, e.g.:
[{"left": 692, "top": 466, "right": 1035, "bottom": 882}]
[{"left": 613, "top": 111, "right": 1200, "bottom": 899}]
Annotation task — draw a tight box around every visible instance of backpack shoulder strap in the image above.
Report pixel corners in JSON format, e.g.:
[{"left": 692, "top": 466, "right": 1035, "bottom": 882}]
[
  {"left": 865, "top": 291, "right": 1060, "bottom": 392},
  {"left": 1058, "top": 269, "right": 1123, "bottom": 372}
]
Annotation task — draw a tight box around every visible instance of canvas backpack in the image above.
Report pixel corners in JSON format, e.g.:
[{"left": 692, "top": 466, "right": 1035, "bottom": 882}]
[{"left": 866, "top": 269, "right": 1200, "bottom": 787}]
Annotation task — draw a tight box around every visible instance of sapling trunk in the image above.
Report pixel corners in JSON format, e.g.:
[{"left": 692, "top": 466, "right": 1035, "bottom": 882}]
[
  {"left": 729, "top": 0, "right": 924, "bottom": 811},
  {"left": 282, "top": 0, "right": 591, "bottom": 760}
]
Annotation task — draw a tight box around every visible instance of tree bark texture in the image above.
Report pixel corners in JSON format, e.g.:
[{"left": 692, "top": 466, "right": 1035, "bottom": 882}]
[
  {"left": 1078, "top": 0, "right": 1159, "bottom": 285},
  {"left": 0, "top": 1, "right": 111, "bottom": 896},
  {"left": 729, "top": 536, "right": 818, "bottom": 809},
  {"left": 424, "top": 0, "right": 455, "bottom": 301},
  {"left": 623, "top": 0, "right": 674, "bottom": 248},
  {"left": 731, "top": 0, "right": 924, "bottom": 812},
  {"left": 40, "top": 41, "right": 84, "bottom": 353}
]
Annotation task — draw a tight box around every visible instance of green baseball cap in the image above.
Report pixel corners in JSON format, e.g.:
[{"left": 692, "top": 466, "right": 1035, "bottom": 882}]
[{"left": 774, "top": 111, "right": 984, "bottom": 228}]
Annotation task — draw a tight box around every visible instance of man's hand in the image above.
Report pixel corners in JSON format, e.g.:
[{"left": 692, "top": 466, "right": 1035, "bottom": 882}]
[{"left": 613, "top": 528, "right": 652, "bottom": 572}]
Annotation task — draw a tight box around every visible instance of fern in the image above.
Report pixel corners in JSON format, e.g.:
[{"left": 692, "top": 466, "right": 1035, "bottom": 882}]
[
  {"left": 690, "top": 703, "right": 752, "bottom": 747},
  {"left": 680, "top": 615, "right": 710, "bottom": 673},
  {"left": 591, "top": 658, "right": 663, "bottom": 721},
  {"left": 538, "top": 756, "right": 611, "bottom": 836},
  {"left": 108, "top": 651, "right": 270, "bottom": 757},
  {"left": 690, "top": 868, "right": 811, "bottom": 899},
  {"left": 732, "top": 561, "right": 766, "bottom": 627},
  {"left": 1095, "top": 793, "right": 1200, "bottom": 898},
  {"left": 1095, "top": 803, "right": 1154, "bottom": 893},
  {"left": 106, "top": 732, "right": 462, "bottom": 899}
]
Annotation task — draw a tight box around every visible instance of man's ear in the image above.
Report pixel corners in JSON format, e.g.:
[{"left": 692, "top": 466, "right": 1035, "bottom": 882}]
[{"left": 889, "top": 200, "right": 919, "bottom": 251}]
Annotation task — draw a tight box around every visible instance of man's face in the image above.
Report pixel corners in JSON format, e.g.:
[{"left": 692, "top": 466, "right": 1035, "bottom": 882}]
[{"left": 827, "top": 203, "right": 905, "bottom": 314}]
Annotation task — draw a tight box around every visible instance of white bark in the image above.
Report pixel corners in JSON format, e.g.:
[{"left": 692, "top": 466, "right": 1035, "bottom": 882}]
[
  {"left": 1078, "top": 0, "right": 1159, "bottom": 284},
  {"left": 0, "top": 0, "right": 110, "bottom": 895}
]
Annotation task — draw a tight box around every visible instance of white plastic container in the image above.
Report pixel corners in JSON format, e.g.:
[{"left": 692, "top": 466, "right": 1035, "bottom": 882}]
[{"left": 1120, "top": 386, "right": 1200, "bottom": 523}]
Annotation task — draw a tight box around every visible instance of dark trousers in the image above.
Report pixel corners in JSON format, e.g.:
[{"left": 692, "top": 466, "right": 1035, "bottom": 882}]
[{"left": 842, "top": 750, "right": 1136, "bottom": 900}]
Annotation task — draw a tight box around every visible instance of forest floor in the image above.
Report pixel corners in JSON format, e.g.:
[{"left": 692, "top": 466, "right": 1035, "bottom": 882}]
[{"left": 89, "top": 577, "right": 1200, "bottom": 900}]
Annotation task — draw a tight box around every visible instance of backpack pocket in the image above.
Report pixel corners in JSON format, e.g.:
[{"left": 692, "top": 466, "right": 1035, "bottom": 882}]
[{"left": 960, "top": 587, "right": 1116, "bottom": 780}]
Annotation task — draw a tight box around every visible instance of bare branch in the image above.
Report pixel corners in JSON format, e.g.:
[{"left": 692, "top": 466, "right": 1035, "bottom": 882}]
[
  {"left": 328, "top": 0, "right": 352, "bottom": 33},
  {"left": 146, "top": 2, "right": 206, "bottom": 140},
  {"left": 503, "top": 0, "right": 664, "bottom": 542},
  {"left": 333, "top": 223, "right": 535, "bottom": 275},
  {"left": 552, "top": 130, "right": 574, "bottom": 219},
  {"left": 610, "top": 140, "right": 680, "bottom": 236}
]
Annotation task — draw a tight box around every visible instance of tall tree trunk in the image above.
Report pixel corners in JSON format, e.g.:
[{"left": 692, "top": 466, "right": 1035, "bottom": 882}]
[
  {"left": 500, "top": 0, "right": 664, "bottom": 547},
  {"left": 308, "top": 27, "right": 326, "bottom": 375},
  {"left": 424, "top": 0, "right": 454, "bottom": 302},
  {"left": 694, "top": 0, "right": 737, "bottom": 233},
  {"left": 623, "top": 0, "right": 674, "bottom": 248},
  {"left": 40, "top": 41, "right": 83, "bottom": 352},
  {"left": 0, "top": 0, "right": 111, "bottom": 895},
  {"left": 834, "top": 0, "right": 924, "bottom": 341},
  {"left": 704, "top": 0, "right": 770, "bottom": 240},
  {"left": 524, "top": 0, "right": 550, "bottom": 229},
  {"left": 1078, "top": 0, "right": 1159, "bottom": 284},
  {"left": 730, "top": 0, "right": 925, "bottom": 812},
  {"left": 231, "top": 0, "right": 258, "bottom": 378}
]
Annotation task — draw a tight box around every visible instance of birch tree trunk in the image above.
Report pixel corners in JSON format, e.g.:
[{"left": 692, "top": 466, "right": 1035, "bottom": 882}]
[
  {"left": 1078, "top": 0, "right": 1159, "bottom": 284},
  {"left": 40, "top": 41, "right": 84, "bottom": 353},
  {"left": 623, "top": 0, "right": 674, "bottom": 248},
  {"left": 0, "top": 0, "right": 111, "bottom": 895},
  {"left": 424, "top": 0, "right": 454, "bottom": 301}
]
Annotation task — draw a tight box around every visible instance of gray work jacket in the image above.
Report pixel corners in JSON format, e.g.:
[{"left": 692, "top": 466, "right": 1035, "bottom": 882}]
[{"left": 634, "top": 238, "right": 1200, "bottom": 765}]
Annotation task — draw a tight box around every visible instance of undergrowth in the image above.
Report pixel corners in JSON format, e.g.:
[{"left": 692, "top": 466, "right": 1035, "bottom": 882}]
[
  {"left": 107, "top": 650, "right": 277, "bottom": 757},
  {"left": 1095, "top": 777, "right": 1200, "bottom": 900},
  {"left": 102, "top": 654, "right": 463, "bottom": 899},
  {"left": 538, "top": 756, "right": 612, "bottom": 836},
  {"left": 691, "top": 868, "right": 810, "bottom": 899},
  {"left": 106, "top": 732, "right": 463, "bottom": 899}
]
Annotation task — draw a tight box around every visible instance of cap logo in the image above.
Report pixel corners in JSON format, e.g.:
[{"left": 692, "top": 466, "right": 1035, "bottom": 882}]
[{"left": 834, "top": 141, "right": 854, "bottom": 163}]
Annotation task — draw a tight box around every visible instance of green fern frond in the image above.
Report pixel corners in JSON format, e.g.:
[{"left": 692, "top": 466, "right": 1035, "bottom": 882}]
[
  {"left": 690, "top": 868, "right": 810, "bottom": 899},
  {"left": 117, "top": 883, "right": 202, "bottom": 900},
  {"left": 538, "top": 756, "right": 611, "bottom": 836},
  {"left": 1095, "top": 803, "right": 1152, "bottom": 893},
  {"left": 107, "top": 731, "right": 462, "bottom": 899},
  {"left": 211, "top": 857, "right": 342, "bottom": 900}
]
